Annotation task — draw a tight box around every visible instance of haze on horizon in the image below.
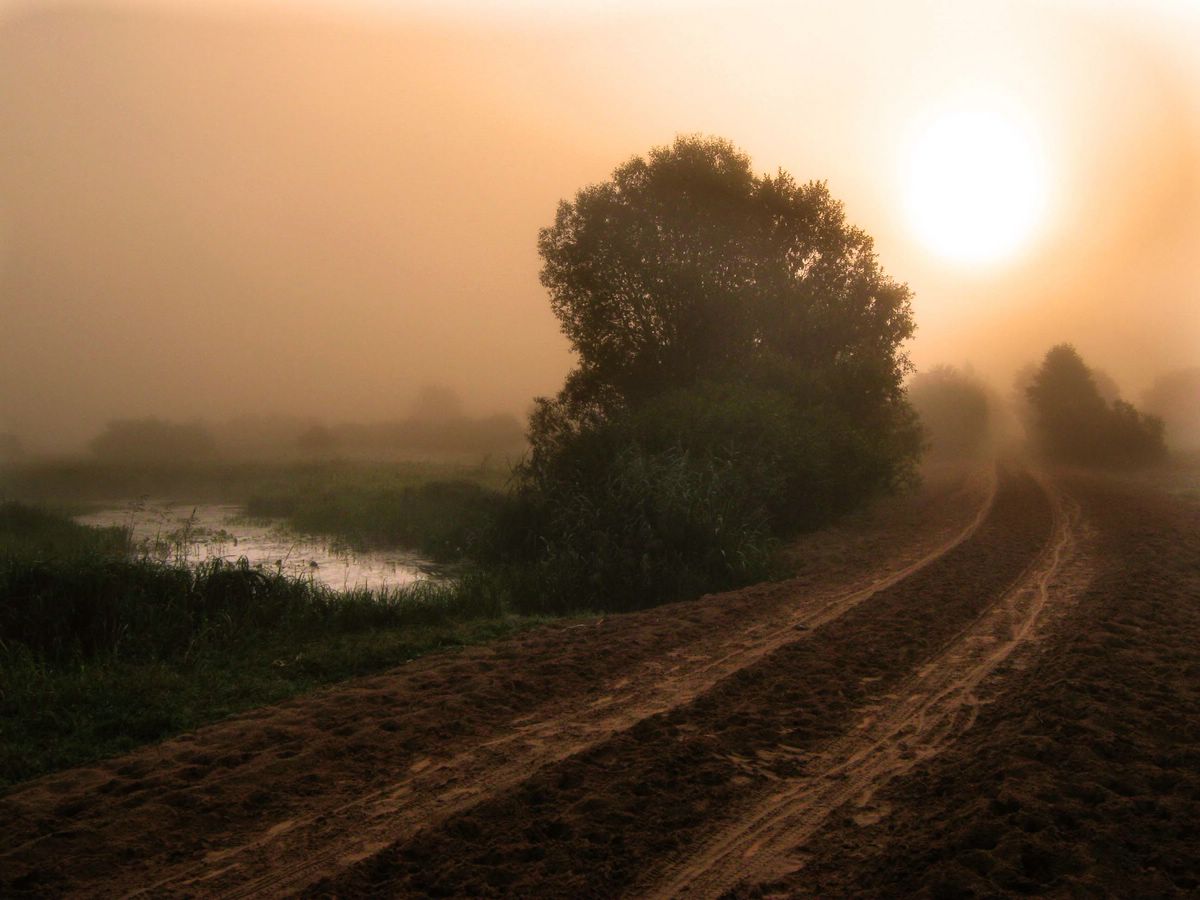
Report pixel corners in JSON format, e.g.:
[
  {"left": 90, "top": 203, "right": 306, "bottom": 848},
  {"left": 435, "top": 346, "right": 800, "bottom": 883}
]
[{"left": 2, "top": 0, "right": 1198, "bottom": 452}]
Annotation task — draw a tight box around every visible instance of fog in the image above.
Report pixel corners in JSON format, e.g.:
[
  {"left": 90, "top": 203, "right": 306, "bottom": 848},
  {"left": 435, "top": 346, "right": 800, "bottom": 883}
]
[{"left": 2, "top": 0, "right": 1198, "bottom": 453}]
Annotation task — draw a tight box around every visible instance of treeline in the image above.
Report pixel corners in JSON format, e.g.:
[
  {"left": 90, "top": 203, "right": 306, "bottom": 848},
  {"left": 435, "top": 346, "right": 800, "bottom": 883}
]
[
  {"left": 1022, "top": 344, "right": 1166, "bottom": 467},
  {"left": 79, "top": 390, "right": 525, "bottom": 464}
]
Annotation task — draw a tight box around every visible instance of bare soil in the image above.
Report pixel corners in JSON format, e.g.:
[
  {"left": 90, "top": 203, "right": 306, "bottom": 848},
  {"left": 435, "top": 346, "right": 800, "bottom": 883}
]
[
  {"left": 4, "top": 462, "right": 1195, "bottom": 899},
  {"left": 732, "top": 472, "right": 1200, "bottom": 899}
]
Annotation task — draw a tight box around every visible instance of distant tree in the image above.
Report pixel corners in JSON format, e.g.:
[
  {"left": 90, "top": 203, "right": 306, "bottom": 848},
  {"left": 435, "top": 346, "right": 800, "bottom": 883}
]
[
  {"left": 907, "top": 366, "right": 991, "bottom": 458},
  {"left": 1142, "top": 367, "right": 1200, "bottom": 450},
  {"left": 532, "top": 134, "right": 919, "bottom": 490},
  {"left": 1025, "top": 344, "right": 1165, "bottom": 467},
  {"left": 89, "top": 418, "right": 218, "bottom": 463}
]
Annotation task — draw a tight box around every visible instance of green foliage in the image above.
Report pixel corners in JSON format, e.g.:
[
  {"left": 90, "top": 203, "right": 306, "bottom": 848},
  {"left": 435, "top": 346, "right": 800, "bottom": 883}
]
[
  {"left": 1025, "top": 344, "right": 1166, "bottom": 467},
  {"left": 908, "top": 366, "right": 992, "bottom": 459},
  {"left": 508, "top": 136, "right": 922, "bottom": 612},
  {"left": 245, "top": 479, "right": 504, "bottom": 561},
  {"left": 533, "top": 134, "right": 916, "bottom": 456},
  {"left": 492, "top": 442, "right": 778, "bottom": 615},
  {"left": 0, "top": 545, "right": 503, "bottom": 665}
]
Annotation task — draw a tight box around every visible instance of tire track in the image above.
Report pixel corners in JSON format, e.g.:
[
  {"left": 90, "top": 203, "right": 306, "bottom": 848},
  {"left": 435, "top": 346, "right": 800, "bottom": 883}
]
[
  {"left": 165, "top": 467, "right": 997, "bottom": 898},
  {"left": 308, "top": 465, "right": 1045, "bottom": 898},
  {"left": 645, "top": 472, "right": 1086, "bottom": 900},
  {"left": 0, "top": 465, "right": 992, "bottom": 898}
]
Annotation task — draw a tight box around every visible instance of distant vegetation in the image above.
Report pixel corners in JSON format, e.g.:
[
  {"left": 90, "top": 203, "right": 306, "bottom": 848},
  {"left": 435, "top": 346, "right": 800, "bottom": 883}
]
[
  {"left": 82, "top": 397, "right": 526, "bottom": 465},
  {"left": 1024, "top": 344, "right": 1166, "bottom": 467},
  {"left": 489, "top": 136, "right": 922, "bottom": 612},
  {"left": 1142, "top": 367, "right": 1200, "bottom": 450},
  {"left": 908, "top": 366, "right": 993, "bottom": 459},
  {"left": 89, "top": 418, "right": 218, "bottom": 463}
]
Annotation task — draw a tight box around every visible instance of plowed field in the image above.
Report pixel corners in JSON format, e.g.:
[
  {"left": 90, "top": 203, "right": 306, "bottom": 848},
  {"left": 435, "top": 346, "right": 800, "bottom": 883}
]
[{"left": 4, "top": 462, "right": 1196, "bottom": 898}]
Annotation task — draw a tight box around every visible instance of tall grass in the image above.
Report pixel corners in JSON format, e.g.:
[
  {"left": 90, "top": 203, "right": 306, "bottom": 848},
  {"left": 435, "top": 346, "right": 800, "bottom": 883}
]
[
  {"left": 1, "top": 555, "right": 504, "bottom": 664},
  {"left": 0, "top": 501, "right": 130, "bottom": 558},
  {"left": 489, "top": 445, "right": 780, "bottom": 616},
  {"left": 245, "top": 479, "right": 504, "bottom": 561},
  {"left": 0, "top": 502, "right": 531, "bottom": 789}
]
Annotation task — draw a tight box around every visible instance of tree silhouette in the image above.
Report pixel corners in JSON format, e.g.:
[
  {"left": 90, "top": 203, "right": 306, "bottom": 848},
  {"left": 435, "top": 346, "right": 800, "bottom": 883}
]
[
  {"left": 908, "top": 366, "right": 991, "bottom": 458},
  {"left": 1026, "top": 344, "right": 1165, "bottom": 467},
  {"left": 531, "top": 134, "right": 918, "bottom": 478}
]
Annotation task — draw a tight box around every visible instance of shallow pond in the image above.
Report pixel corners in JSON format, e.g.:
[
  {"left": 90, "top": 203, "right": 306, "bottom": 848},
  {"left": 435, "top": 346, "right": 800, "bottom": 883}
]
[{"left": 75, "top": 503, "right": 433, "bottom": 592}]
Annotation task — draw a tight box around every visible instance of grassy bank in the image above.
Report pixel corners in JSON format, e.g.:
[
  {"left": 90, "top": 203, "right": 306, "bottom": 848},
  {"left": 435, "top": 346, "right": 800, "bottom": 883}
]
[
  {"left": 244, "top": 478, "right": 504, "bottom": 561},
  {"left": 0, "top": 503, "right": 550, "bottom": 790},
  {"left": 0, "top": 457, "right": 512, "bottom": 562}
]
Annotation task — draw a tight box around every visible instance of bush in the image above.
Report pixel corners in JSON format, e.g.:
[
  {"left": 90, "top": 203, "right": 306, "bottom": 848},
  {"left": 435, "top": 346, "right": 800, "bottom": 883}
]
[
  {"left": 908, "top": 366, "right": 992, "bottom": 459},
  {"left": 245, "top": 479, "right": 504, "bottom": 561},
  {"left": 491, "top": 380, "right": 919, "bottom": 614},
  {"left": 491, "top": 443, "right": 777, "bottom": 615}
]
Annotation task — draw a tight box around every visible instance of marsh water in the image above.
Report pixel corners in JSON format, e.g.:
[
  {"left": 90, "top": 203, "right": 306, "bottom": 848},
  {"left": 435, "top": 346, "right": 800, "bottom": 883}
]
[{"left": 75, "top": 503, "right": 433, "bottom": 591}]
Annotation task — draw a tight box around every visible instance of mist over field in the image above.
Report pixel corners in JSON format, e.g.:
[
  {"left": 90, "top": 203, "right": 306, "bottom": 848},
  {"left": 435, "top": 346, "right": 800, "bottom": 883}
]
[
  {"left": 6, "top": 5, "right": 1200, "bottom": 897},
  {"left": 1, "top": 0, "right": 1198, "bottom": 453}
]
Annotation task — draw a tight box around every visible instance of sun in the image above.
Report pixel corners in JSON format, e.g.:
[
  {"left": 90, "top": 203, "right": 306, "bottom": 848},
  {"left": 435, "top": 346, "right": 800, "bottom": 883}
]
[{"left": 902, "top": 104, "right": 1049, "bottom": 266}]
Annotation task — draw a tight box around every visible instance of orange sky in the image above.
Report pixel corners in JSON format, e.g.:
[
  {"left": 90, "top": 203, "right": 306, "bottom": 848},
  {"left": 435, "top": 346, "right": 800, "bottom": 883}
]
[{"left": 1, "top": 0, "right": 1198, "bottom": 449}]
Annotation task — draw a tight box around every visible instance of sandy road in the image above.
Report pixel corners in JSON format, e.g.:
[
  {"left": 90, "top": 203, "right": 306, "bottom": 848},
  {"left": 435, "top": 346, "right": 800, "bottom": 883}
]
[
  {"left": 308, "top": 463, "right": 1054, "bottom": 897},
  {"left": 1, "top": 465, "right": 992, "bottom": 898},
  {"left": 140, "top": 466, "right": 1000, "bottom": 899},
  {"left": 644, "top": 474, "right": 1087, "bottom": 899}
]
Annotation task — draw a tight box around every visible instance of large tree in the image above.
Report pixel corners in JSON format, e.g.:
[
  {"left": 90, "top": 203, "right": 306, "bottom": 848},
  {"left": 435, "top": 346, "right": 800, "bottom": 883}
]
[
  {"left": 532, "top": 135, "right": 917, "bottom": 471},
  {"left": 500, "top": 136, "right": 922, "bottom": 611}
]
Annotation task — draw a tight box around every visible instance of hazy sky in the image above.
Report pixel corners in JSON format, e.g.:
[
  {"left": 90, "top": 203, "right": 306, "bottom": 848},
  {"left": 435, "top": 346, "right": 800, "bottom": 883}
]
[{"left": 2, "top": 0, "right": 1198, "bottom": 449}]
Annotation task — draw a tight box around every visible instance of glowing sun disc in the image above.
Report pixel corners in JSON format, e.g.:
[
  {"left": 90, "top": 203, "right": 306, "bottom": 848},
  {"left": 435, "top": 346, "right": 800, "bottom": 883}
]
[{"left": 903, "top": 106, "right": 1049, "bottom": 265}]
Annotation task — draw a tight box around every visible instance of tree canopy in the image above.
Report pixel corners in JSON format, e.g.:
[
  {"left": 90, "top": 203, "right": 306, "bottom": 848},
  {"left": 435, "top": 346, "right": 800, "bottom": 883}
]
[
  {"left": 501, "top": 136, "right": 924, "bottom": 611},
  {"left": 532, "top": 135, "right": 917, "bottom": 475}
]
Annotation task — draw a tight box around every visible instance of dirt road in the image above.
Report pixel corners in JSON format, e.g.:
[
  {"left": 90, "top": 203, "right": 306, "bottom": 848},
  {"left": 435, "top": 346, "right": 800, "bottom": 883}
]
[{"left": 4, "top": 462, "right": 1197, "bottom": 897}]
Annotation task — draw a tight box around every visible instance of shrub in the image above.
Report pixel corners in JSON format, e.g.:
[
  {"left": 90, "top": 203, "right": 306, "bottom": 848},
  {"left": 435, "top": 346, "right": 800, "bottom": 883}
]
[{"left": 908, "top": 366, "right": 992, "bottom": 459}]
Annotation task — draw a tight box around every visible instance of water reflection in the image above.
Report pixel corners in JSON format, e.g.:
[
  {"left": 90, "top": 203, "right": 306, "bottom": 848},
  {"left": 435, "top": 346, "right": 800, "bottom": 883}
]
[{"left": 75, "top": 503, "right": 432, "bottom": 591}]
